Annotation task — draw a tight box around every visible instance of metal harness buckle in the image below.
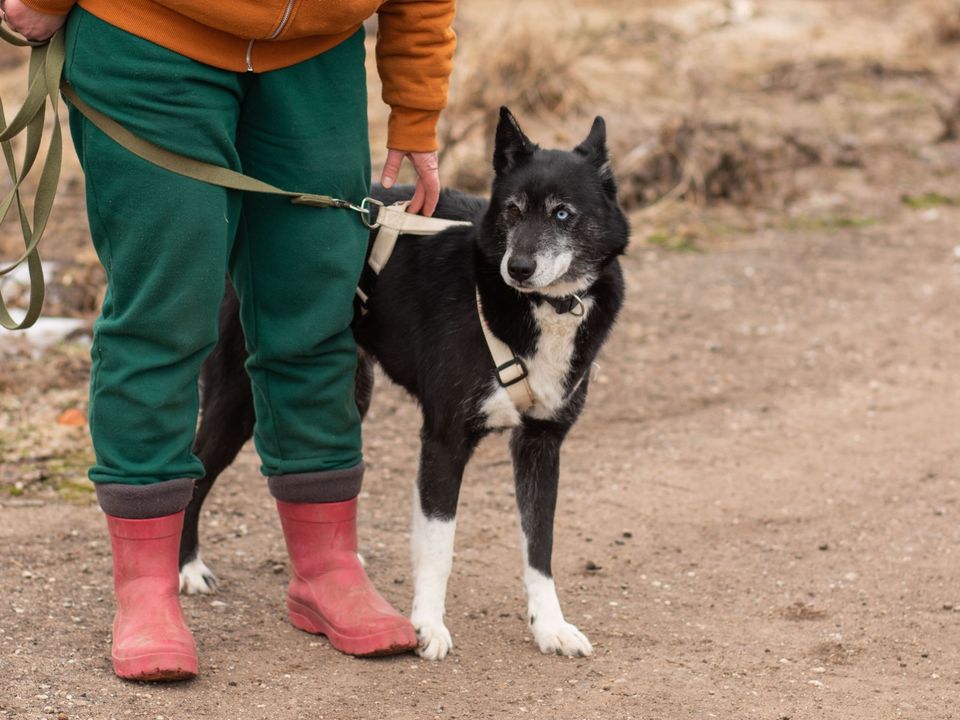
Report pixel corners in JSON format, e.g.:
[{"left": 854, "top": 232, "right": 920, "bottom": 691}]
[{"left": 496, "top": 357, "right": 529, "bottom": 388}]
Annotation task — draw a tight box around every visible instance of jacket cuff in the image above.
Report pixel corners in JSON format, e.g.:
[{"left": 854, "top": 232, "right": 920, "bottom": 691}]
[
  {"left": 19, "top": 0, "right": 75, "bottom": 16},
  {"left": 387, "top": 107, "right": 440, "bottom": 153}
]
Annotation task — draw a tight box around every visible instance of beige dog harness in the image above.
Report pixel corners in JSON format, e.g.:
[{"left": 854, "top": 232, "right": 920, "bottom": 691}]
[
  {"left": 354, "top": 200, "right": 537, "bottom": 411},
  {"left": 354, "top": 200, "right": 471, "bottom": 310}
]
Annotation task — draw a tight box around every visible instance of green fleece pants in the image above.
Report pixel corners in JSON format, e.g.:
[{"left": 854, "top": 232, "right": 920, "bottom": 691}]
[{"left": 64, "top": 8, "right": 368, "bottom": 486}]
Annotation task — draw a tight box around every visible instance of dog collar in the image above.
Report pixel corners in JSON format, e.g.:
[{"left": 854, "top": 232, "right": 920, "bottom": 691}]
[{"left": 538, "top": 292, "right": 586, "bottom": 316}]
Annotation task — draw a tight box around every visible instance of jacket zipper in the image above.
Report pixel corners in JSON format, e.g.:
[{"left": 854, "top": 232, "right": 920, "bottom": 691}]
[{"left": 245, "top": 0, "right": 297, "bottom": 72}]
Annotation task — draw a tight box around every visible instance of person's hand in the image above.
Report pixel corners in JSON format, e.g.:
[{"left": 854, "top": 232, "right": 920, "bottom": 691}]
[
  {"left": 380, "top": 149, "right": 440, "bottom": 217},
  {"left": 1, "top": 0, "right": 67, "bottom": 42}
]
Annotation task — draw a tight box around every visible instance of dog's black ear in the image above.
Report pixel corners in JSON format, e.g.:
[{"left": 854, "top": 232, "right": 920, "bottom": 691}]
[
  {"left": 493, "top": 107, "right": 535, "bottom": 176},
  {"left": 575, "top": 116, "right": 617, "bottom": 197}
]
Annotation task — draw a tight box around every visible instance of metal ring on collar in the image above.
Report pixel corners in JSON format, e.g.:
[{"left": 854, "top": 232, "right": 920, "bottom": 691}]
[{"left": 569, "top": 294, "right": 586, "bottom": 317}]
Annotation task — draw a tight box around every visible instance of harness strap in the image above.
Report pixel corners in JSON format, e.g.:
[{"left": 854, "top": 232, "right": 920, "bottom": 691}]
[
  {"left": 475, "top": 289, "right": 536, "bottom": 412},
  {"left": 348, "top": 201, "right": 537, "bottom": 412},
  {"left": 354, "top": 200, "right": 471, "bottom": 314}
]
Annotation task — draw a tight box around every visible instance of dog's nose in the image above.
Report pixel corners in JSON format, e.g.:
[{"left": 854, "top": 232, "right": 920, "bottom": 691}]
[{"left": 508, "top": 256, "right": 536, "bottom": 282}]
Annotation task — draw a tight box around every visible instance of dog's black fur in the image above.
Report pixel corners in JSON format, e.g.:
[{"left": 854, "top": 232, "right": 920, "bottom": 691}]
[{"left": 180, "top": 108, "right": 628, "bottom": 655}]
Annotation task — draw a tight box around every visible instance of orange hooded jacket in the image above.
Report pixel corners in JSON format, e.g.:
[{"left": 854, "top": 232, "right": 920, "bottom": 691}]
[{"left": 22, "top": 0, "right": 456, "bottom": 152}]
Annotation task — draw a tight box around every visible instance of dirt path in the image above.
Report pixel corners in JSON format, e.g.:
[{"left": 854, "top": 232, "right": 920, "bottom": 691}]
[
  {"left": 5, "top": 0, "right": 960, "bottom": 717},
  {"left": 3, "top": 207, "right": 960, "bottom": 719}
]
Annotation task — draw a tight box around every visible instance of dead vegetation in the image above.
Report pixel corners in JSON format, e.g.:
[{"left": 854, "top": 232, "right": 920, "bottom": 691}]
[
  {"left": 438, "top": 3, "right": 615, "bottom": 191},
  {"left": 614, "top": 117, "right": 837, "bottom": 211},
  {"left": 935, "top": 94, "right": 960, "bottom": 142},
  {"left": 927, "top": 0, "right": 960, "bottom": 44}
]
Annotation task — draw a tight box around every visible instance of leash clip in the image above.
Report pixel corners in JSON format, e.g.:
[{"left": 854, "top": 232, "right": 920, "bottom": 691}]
[{"left": 323, "top": 196, "right": 381, "bottom": 228}]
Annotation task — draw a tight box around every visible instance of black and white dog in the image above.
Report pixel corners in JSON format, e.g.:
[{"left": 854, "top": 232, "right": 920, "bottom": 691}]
[{"left": 178, "top": 108, "right": 628, "bottom": 659}]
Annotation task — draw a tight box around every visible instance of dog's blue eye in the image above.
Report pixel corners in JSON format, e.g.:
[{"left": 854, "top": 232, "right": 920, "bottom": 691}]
[{"left": 555, "top": 208, "right": 570, "bottom": 221}]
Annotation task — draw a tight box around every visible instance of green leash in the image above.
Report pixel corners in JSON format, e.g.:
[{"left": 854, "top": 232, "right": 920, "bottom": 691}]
[
  {"left": 0, "top": 25, "right": 63, "bottom": 330},
  {"left": 0, "top": 26, "right": 377, "bottom": 331}
]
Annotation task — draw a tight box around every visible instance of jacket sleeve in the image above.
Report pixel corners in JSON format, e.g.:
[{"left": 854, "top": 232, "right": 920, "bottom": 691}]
[
  {"left": 20, "top": 0, "right": 76, "bottom": 15},
  {"left": 376, "top": 0, "right": 457, "bottom": 153}
]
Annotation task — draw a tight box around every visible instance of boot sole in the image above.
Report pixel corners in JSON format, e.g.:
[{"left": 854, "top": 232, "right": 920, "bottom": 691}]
[
  {"left": 287, "top": 599, "right": 417, "bottom": 657},
  {"left": 113, "top": 652, "right": 198, "bottom": 682}
]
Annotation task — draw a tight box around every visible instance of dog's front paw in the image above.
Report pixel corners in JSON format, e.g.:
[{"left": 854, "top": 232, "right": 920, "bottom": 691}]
[
  {"left": 531, "top": 618, "right": 593, "bottom": 657},
  {"left": 413, "top": 619, "right": 453, "bottom": 660},
  {"left": 179, "top": 556, "right": 218, "bottom": 595}
]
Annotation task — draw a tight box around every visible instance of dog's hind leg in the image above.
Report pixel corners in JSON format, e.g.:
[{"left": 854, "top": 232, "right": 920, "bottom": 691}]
[
  {"left": 410, "top": 426, "right": 474, "bottom": 660},
  {"left": 511, "top": 419, "right": 593, "bottom": 657},
  {"left": 354, "top": 347, "right": 375, "bottom": 421},
  {"left": 180, "top": 286, "right": 255, "bottom": 594}
]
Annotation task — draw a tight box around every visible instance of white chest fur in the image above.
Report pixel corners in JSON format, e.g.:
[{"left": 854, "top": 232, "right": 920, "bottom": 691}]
[{"left": 480, "top": 299, "right": 592, "bottom": 429}]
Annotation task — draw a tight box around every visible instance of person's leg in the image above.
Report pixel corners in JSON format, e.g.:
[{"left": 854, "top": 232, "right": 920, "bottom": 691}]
[
  {"left": 231, "top": 32, "right": 368, "bottom": 482},
  {"left": 64, "top": 7, "right": 246, "bottom": 679},
  {"left": 231, "top": 29, "right": 415, "bottom": 655}
]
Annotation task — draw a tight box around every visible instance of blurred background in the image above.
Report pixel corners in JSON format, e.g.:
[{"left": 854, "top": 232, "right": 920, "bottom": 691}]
[{"left": 2, "top": 2, "right": 960, "bottom": 717}]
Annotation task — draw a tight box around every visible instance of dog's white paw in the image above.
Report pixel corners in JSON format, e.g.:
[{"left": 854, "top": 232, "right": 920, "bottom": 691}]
[
  {"left": 413, "top": 619, "right": 453, "bottom": 660},
  {"left": 179, "top": 556, "right": 218, "bottom": 595},
  {"left": 531, "top": 618, "right": 593, "bottom": 657}
]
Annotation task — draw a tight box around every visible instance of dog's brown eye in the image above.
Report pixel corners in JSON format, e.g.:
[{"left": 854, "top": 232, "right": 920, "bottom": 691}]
[{"left": 507, "top": 205, "right": 522, "bottom": 219}]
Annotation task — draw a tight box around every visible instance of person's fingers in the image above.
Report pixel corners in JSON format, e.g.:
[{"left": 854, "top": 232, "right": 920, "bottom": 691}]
[
  {"left": 410, "top": 152, "right": 439, "bottom": 178},
  {"left": 421, "top": 182, "right": 438, "bottom": 216},
  {"left": 379, "top": 149, "right": 405, "bottom": 189},
  {"left": 420, "top": 169, "right": 439, "bottom": 217},
  {"left": 382, "top": 150, "right": 440, "bottom": 214},
  {"left": 409, "top": 152, "right": 440, "bottom": 216},
  {"left": 413, "top": 165, "right": 440, "bottom": 215},
  {"left": 408, "top": 180, "right": 426, "bottom": 215}
]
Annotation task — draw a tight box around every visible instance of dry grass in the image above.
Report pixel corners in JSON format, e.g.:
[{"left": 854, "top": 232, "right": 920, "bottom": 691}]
[
  {"left": 616, "top": 115, "right": 831, "bottom": 212},
  {"left": 928, "top": 0, "right": 960, "bottom": 44},
  {"left": 438, "top": 2, "right": 617, "bottom": 191}
]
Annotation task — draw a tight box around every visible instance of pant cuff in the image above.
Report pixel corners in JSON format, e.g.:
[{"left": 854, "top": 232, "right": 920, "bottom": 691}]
[
  {"left": 95, "top": 478, "right": 195, "bottom": 519},
  {"left": 268, "top": 462, "right": 364, "bottom": 504}
]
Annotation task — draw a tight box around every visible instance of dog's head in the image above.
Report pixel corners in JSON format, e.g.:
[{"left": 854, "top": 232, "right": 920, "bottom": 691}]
[{"left": 480, "top": 107, "right": 629, "bottom": 296}]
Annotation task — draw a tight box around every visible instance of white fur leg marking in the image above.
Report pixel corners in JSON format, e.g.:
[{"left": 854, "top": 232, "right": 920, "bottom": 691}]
[
  {"left": 415, "top": 617, "right": 454, "bottom": 661},
  {"left": 411, "top": 493, "right": 456, "bottom": 660},
  {"left": 481, "top": 382, "right": 522, "bottom": 429},
  {"left": 523, "top": 544, "right": 592, "bottom": 657},
  {"left": 179, "top": 555, "right": 218, "bottom": 595}
]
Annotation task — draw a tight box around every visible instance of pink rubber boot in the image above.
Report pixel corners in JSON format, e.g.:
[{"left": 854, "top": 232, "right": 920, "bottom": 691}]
[
  {"left": 107, "top": 511, "right": 198, "bottom": 681},
  {"left": 277, "top": 498, "right": 417, "bottom": 656}
]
